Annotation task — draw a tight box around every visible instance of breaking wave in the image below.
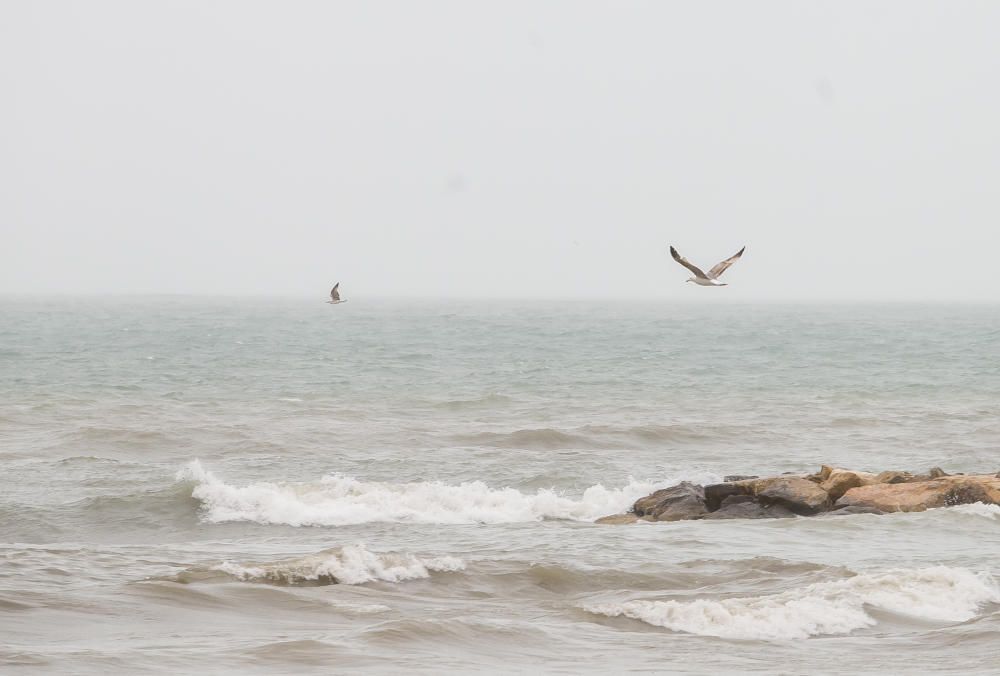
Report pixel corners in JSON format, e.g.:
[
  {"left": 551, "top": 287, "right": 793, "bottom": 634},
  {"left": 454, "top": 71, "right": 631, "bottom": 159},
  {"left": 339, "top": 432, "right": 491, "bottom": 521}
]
[
  {"left": 174, "top": 544, "right": 464, "bottom": 586},
  {"left": 176, "top": 460, "right": 717, "bottom": 526},
  {"left": 941, "top": 502, "right": 1000, "bottom": 520},
  {"left": 585, "top": 566, "right": 1000, "bottom": 640}
]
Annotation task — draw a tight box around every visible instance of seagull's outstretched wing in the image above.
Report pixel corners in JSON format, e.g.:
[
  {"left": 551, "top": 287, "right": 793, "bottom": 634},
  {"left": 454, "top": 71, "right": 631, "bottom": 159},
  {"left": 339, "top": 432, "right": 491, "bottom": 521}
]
[
  {"left": 707, "top": 246, "right": 745, "bottom": 279},
  {"left": 331, "top": 283, "right": 340, "bottom": 302},
  {"left": 670, "top": 246, "right": 708, "bottom": 279}
]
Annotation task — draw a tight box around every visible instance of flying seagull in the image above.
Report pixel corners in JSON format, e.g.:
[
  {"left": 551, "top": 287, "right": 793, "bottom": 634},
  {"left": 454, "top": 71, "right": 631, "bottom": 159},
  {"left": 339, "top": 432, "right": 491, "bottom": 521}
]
[
  {"left": 327, "top": 283, "right": 346, "bottom": 304},
  {"left": 670, "top": 245, "right": 745, "bottom": 286}
]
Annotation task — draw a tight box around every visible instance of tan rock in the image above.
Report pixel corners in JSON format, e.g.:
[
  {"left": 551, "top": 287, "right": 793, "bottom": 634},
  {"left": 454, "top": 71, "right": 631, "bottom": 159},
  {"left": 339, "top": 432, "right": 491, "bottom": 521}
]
[
  {"left": 594, "top": 513, "right": 639, "bottom": 525},
  {"left": 819, "top": 469, "right": 878, "bottom": 502},
  {"left": 836, "top": 475, "right": 1000, "bottom": 512},
  {"left": 810, "top": 465, "right": 835, "bottom": 482},
  {"left": 751, "top": 477, "right": 830, "bottom": 515},
  {"left": 874, "top": 470, "right": 914, "bottom": 484}
]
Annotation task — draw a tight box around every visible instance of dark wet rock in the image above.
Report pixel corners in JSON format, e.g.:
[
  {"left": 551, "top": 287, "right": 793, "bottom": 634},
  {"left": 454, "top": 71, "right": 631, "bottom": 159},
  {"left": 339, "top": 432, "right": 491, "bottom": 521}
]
[
  {"left": 719, "top": 494, "right": 756, "bottom": 506},
  {"left": 701, "top": 495, "right": 795, "bottom": 520},
  {"left": 724, "top": 474, "right": 758, "bottom": 482},
  {"left": 704, "top": 482, "right": 749, "bottom": 511},
  {"left": 754, "top": 477, "right": 831, "bottom": 515},
  {"left": 632, "top": 481, "right": 708, "bottom": 522}
]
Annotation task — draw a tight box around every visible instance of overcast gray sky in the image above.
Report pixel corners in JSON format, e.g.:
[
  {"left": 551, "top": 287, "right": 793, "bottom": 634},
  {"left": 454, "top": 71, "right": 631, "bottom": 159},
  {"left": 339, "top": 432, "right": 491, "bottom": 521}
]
[{"left": 2, "top": 1, "right": 999, "bottom": 301}]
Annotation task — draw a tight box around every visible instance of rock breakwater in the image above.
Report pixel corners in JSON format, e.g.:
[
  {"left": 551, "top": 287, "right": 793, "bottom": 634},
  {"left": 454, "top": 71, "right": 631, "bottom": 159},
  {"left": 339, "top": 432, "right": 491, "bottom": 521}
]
[{"left": 596, "top": 466, "right": 1000, "bottom": 524}]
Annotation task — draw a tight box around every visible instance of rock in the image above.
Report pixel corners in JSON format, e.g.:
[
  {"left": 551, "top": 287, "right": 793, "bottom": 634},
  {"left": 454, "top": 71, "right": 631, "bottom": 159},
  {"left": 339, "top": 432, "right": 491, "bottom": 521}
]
[
  {"left": 704, "top": 482, "right": 749, "bottom": 511},
  {"left": 875, "top": 470, "right": 913, "bottom": 484},
  {"left": 807, "top": 465, "right": 835, "bottom": 483},
  {"left": 724, "top": 474, "right": 758, "bottom": 482},
  {"left": 825, "top": 504, "right": 885, "bottom": 516},
  {"left": 927, "top": 467, "right": 948, "bottom": 479},
  {"left": 754, "top": 477, "right": 831, "bottom": 515},
  {"left": 632, "top": 481, "right": 708, "bottom": 522},
  {"left": 836, "top": 475, "right": 1000, "bottom": 513},
  {"left": 702, "top": 495, "right": 795, "bottom": 520},
  {"left": 594, "top": 513, "right": 639, "bottom": 525},
  {"left": 819, "top": 469, "right": 877, "bottom": 502},
  {"left": 718, "top": 494, "right": 757, "bottom": 506}
]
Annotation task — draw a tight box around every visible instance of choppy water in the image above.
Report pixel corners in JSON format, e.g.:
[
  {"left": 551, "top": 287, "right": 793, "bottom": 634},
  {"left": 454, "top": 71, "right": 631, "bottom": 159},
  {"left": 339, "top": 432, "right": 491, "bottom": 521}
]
[{"left": 2, "top": 298, "right": 999, "bottom": 674}]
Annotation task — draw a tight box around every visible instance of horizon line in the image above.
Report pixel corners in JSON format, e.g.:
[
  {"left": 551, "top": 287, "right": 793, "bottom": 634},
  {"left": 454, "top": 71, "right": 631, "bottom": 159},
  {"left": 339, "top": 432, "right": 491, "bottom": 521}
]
[{"left": 1, "top": 292, "right": 998, "bottom": 306}]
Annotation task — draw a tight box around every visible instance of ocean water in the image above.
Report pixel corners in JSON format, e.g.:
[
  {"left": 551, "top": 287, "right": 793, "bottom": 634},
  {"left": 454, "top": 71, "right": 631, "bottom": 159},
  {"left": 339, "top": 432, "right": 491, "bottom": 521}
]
[{"left": 1, "top": 297, "right": 999, "bottom": 674}]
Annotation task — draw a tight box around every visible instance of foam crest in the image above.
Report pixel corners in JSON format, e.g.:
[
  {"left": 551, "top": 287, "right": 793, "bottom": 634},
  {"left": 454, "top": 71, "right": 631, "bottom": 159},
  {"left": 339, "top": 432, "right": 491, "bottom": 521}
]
[
  {"left": 941, "top": 502, "right": 1000, "bottom": 519},
  {"left": 176, "top": 460, "right": 715, "bottom": 525},
  {"left": 585, "top": 566, "right": 999, "bottom": 640},
  {"left": 214, "top": 544, "right": 465, "bottom": 586}
]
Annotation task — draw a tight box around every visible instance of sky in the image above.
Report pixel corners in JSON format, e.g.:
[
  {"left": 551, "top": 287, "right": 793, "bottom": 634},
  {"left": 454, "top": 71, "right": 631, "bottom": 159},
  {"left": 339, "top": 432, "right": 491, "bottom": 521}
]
[{"left": 2, "top": 1, "right": 999, "bottom": 301}]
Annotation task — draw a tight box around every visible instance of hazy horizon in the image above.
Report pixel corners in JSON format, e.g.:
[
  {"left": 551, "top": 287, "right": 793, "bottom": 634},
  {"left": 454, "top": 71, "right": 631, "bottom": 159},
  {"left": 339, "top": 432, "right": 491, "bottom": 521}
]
[{"left": 4, "top": 1, "right": 1000, "bottom": 302}]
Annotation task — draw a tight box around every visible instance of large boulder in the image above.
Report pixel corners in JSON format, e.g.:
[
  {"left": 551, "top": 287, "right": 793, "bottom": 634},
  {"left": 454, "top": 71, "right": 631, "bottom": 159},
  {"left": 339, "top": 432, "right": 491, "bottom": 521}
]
[
  {"left": 835, "top": 475, "right": 1000, "bottom": 512},
  {"left": 820, "top": 468, "right": 878, "bottom": 501},
  {"left": 704, "top": 482, "right": 750, "bottom": 511},
  {"left": 632, "top": 481, "right": 708, "bottom": 522},
  {"left": 754, "top": 477, "right": 831, "bottom": 515},
  {"left": 701, "top": 495, "right": 795, "bottom": 520}
]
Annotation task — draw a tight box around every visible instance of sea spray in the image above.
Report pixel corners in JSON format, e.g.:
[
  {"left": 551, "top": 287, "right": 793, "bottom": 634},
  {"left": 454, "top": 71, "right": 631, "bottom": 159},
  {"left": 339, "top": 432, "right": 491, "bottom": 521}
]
[{"left": 176, "top": 460, "right": 721, "bottom": 525}]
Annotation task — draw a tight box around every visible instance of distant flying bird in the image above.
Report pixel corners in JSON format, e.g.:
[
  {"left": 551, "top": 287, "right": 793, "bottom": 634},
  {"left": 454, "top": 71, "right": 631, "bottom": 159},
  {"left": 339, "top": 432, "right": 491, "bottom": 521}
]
[
  {"left": 670, "top": 245, "right": 745, "bottom": 286},
  {"left": 327, "top": 283, "right": 346, "bottom": 304}
]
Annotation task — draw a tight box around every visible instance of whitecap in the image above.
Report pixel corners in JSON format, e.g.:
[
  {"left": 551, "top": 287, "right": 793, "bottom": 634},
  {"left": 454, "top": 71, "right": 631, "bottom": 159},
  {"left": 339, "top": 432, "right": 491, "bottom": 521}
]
[
  {"left": 940, "top": 502, "right": 1000, "bottom": 519},
  {"left": 212, "top": 544, "right": 465, "bottom": 585},
  {"left": 176, "top": 460, "right": 718, "bottom": 526},
  {"left": 584, "top": 566, "right": 1000, "bottom": 640}
]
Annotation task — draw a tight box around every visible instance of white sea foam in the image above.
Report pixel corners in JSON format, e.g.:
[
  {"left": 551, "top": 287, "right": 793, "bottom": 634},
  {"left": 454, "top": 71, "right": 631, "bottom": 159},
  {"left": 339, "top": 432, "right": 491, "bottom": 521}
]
[
  {"left": 176, "top": 460, "right": 717, "bottom": 525},
  {"left": 585, "top": 566, "right": 1000, "bottom": 640},
  {"left": 214, "top": 544, "right": 465, "bottom": 585},
  {"left": 939, "top": 502, "right": 1000, "bottom": 519}
]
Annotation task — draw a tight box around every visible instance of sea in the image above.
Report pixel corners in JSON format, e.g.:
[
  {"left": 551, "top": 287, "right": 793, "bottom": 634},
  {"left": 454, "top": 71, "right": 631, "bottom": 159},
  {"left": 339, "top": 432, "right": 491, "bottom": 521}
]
[{"left": 1, "top": 297, "right": 998, "bottom": 674}]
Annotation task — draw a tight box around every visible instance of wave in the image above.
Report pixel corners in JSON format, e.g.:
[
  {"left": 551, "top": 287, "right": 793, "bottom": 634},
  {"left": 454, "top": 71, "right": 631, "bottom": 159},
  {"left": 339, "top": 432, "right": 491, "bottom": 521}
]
[
  {"left": 942, "top": 502, "right": 1000, "bottom": 519},
  {"left": 55, "top": 455, "right": 122, "bottom": 465},
  {"left": 584, "top": 566, "right": 1000, "bottom": 640},
  {"left": 455, "top": 423, "right": 753, "bottom": 450},
  {"left": 176, "top": 460, "right": 715, "bottom": 526},
  {"left": 433, "top": 393, "right": 513, "bottom": 410},
  {"left": 174, "top": 544, "right": 463, "bottom": 586}
]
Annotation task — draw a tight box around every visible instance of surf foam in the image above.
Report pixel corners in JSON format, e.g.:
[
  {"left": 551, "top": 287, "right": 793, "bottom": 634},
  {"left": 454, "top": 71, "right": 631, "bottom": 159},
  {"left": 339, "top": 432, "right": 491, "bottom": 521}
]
[
  {"left": 585, "top": 566, "right": 999, "bottom": 640},
  {"left": 940, "top": 502, "right": 1000, "bottom": 520},
  {"left": 214, "top": 544, "right": 465, "bottom": 586},
  {"left": 177, "top": 460, "right": 717, "bottom": 526}
]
